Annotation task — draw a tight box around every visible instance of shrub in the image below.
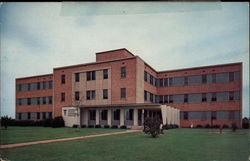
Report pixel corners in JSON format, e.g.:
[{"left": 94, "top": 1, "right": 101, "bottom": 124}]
[
  {"left": 88, "top": 125, "right": 94, "bottom": 128},
  {"left": 231, "top": 122, "right": 237, "bottom": 132},
  {"left": 111, "top": 125, "right": 118, "bottom": 129},
  {"left": 242, "top": 117, "right": 249, "bottom": 129},
  {"left": 43, "top": 119, "right": 52, "bottom": 127},
  {"left": 72, "top": 124, "right": 78, "bottom": 128},
  {"left": 104, "top": 125, "right": 110, "bottom": 128},
  {"left": 120, "top": 125, "right": 127, "bottom": 129},
  {"left": 205, "top": 124, "right": 211, "bottom": 128},
  {"left": 0, "top": 116, "right": 12, "bottom": 129},
  {"left": 81, "top": 125, "right": 86, "bottom": 128},
  {"left": 212, "top": 125, "right": 220, "bottom": 128},
  {"left": 95, "top": 124, "right": 101, "bottom": 128},
  {"left": 196, "top": 125, "right": 203, "bottom": 128},
  {"left": 222, "top": 124, "right": 229, "bottom": 128},
  {"left": 51, "top": 116, "right": 65, "bottom": 128},
  {"left": 143, "top": 117, "right": 162, "bottom": 138}
]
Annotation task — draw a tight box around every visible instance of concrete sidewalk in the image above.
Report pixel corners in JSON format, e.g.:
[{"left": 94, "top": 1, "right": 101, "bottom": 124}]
[{"left": 0, "top": 129, "right": 141, "bottom": 149}]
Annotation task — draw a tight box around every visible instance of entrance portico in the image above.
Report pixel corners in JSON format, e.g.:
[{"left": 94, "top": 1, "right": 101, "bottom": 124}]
[{"left": 62, "top": 103, "right": 180, "bottom": 128}]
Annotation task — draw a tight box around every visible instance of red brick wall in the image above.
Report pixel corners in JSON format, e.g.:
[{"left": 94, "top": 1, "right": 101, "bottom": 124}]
[{"left": 96, "top": 49, "right": 134, "bottom": 62}]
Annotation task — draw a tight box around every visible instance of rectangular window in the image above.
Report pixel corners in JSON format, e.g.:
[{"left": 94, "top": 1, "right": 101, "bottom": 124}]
[
  {"left": 18, "top": 113, "right": 22, "bottom": 120},
  {"left": 27, "top": 98, "right": 31, "bottom": 105},
  {"left": 211, "top": 93, "right": 217, "bottom": 101},
  {"left": 101, "top": 110, "right": 107, "bottom": 120},
  {"left": 211, "top": 111, "right": 217, "bottom": 120},
  {"left": 37, "top": 97, "right": 40, "bottom": 105},
  {"left": 37, "top": 112, "right": 40, "bottom": 120},
  {"left": 202, "top": 93, "right": 207, "bottom": 102},
  {"left": 89, "top": 110, "right": 96, "bottom": 120},
  {"left": 184, "top": 77, "right": 188, "bottom": 85},
  {"left": 144, "top": 72, "right": 147, "bottom": 81},
  {"left": 184, "top": 94, "right": 188, "bottom": 103},
  {"left": 27, "top": 83, "right": 31, "bottom": 91},
  {"left": 121, "top": 67, "right": 126, "bottom": 78},
  {"left": 159, "top": 96, "right": 164, "bottom": 104},
  {"left": 61, "top": 93, "right": 65, "bottom": 102},
  {"left": 173, "top": 77, "right": 184, "bottom": 86},
  {"left": 169, "top": 95, "right": 173, "bottom": 103},
  {"left": 164, "top": 95, "right": 168, "bottom": 103},
  {"left": 49, "top": 112, "right": 52, "bottom": 119},
  {"left": 87, "top": 71, "right": 96, "bottom": 81},
  {"left": 103, "top": 89, "right": 108, "bottom": 99},
  {"left": 212, "top": 74, "right": 216, "bottom": 83},
  {"left": 229, "top": 91, "right": 234, "bottom": 100},
  {"left": 48, "top": 81, "right": 53, "bottom": 89},
  {"left": 202, "top": 75, "right": 207, "bottom": 84},
  {"left": 113, "top": 109, "right": 120, "bottom": 120},
  {"left": 121, "top": 88, "right": 126, "bottom": 99},
  {"left": 150, "top": 75, "right": 153, "bottom": 85},
  {"left": 18, "top": 99, "right": 22, "bottom": 106},
  {"left": 27, "top": 112, "right": 31, "bottom": 120},
  {"left": 184, "top": 112, "right": 188, "bottom": 120},
  {"left": 17, "top": 84, "right": 22, "bottom": 91},
  {"left": 144, "top": 91, "right": 147, "bottom": 101},
  {"left": 43, "top": 81, "right": 46, "bottom": 89},
  {"left": 37, "top": 82, "right": 40, "bottom": 90},
  {"left": 49, "top": 96, "right": 52, "bottom": 104},
  {"left": 150, "top": 93, "right": 153, "bottom": 102},
  {"left": 61, "top": 75, "right": 65, "bottom": 84},
  {"left": 43, "top": 97, "right": 46, "bottom": 104},
  {"left": 43, "top": 112, "right": 46, "bottom": 119},
  {"left": 229, "top": 72, "right": 234, "bottom": 82},
  {"left": 75, "top": 91, "right": 79, "bottom": 101},
  {"left": 164, "top": 78, "right": 168, "bottom": 87},
  {"left": 86, "top": 90, "right": 95, "bottom": 100},
  {"left": 216, "top": 73, "right": 229, "bottom": 83},
  {"left": 75, "top": 73, "right": 80, "bottom": 82},
  {"left": 169, "top": 78, "right": 173, "bottom": 86},
  {"left": 103, "top": 69, "right": 108, "bottom": 79},
  {"left": 159, "top": 79, "right": 164, "bottom": 87}
]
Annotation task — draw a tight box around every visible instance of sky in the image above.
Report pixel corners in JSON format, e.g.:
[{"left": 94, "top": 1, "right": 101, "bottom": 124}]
[{"left": 0, "top": 2, "right": 249, "bottom": 118}]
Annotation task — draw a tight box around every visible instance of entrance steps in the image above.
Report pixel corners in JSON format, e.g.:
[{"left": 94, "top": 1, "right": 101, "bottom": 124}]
[{"left": 130, "top": 126, "right": 143, "bottom": 130}]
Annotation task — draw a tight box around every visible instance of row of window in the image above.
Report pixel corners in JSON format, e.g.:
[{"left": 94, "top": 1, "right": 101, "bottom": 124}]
[
  {"left": 144, "top": 71, "right": 240, "bottom": 87},
  {"left": 17, "top": 96, "right": 53, "bottom": 106},
  {"left": 17, "top": 112, "right": 52, "bottom": 120},
  {"left": 17, "top": 81, "right": 53, "bottom": 92},
  {"left": 180, "top": 111, "right": 240, "bottom": 120},
  {"left": 144, "top": 91, "right": 240, "bottom": 104}
]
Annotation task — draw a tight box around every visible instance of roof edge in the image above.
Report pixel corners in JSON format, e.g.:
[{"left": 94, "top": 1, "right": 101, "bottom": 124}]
[
  {"left": 16, "top": 73, "right": 53, "bottom": 80},
  {"left": 95, "top": 48, "right": 135, "bottom": 57}
]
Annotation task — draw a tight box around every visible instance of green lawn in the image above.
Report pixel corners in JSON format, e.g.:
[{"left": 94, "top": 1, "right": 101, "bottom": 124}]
[
  {"left": 0, "top": 126, "right": 123, "bottom": 145},
  {"left": 0, "top": 128, "right": 249, "bottom": 161}
]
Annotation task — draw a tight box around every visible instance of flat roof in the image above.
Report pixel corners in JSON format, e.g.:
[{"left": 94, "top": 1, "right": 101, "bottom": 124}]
[
  {"left": 16, "top": 73, "right": 53, "bottom": 80},
  {"left": 95, "top": 48, "right": 135, "bottom": 57},
  {"left": 68, "top": 103, "right": 162, "bottom": 108}
]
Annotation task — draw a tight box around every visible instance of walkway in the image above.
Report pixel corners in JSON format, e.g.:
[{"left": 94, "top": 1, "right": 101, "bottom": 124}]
[{"left": 0, "top": 129, "right": 141, "bottom": 149}]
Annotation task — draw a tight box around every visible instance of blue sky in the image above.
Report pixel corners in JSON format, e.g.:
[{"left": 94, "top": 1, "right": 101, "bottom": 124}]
[{"left": 0, "top": 2, "right": 249, "bottom": 118}]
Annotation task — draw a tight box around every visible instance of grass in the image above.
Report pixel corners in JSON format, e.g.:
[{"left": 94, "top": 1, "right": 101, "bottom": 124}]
[
  {"left": 0, "top": 128, "right": 249, "bottom": 161},
  {"left": 0, "top": 126, "right": 124, "bottom": 145}
]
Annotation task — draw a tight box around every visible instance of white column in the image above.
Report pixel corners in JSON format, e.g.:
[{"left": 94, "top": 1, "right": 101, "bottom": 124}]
[
  {"left": 107, "top": 109, "right": 112, "bottom": 126},
  {"left": 77, "top": 108, "right": 81, "bottom": 126},
  {"left": 83, "top": 110, "right": 88, "bottom": 126},
  {"left": 133, "top": 108, "right": 138, "bottom": 126},
  {"left": 142, "top": 109, "right": 144, "bottom": 125},
  {"left": 120, "top": 108, "right": 125, "bottom": 126},
  {"left": 96, "top": 109, "right": 100, "bottom": 125}
]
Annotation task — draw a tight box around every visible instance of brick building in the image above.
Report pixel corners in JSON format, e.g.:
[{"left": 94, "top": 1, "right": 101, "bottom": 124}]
[{"left": 16, "top": 48, "right": 242, "bottom": 128}]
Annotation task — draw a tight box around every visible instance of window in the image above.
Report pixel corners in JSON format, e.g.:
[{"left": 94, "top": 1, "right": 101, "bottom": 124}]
[
  {"left": 36, "top": 97, "right": 40, "bottom": 105},
  {"left": 37, "top": 82, "right": 40, "bottom": 90},
  {"left": 103, "top": 89, "right": 108, "bottom": 99},
  {"left": 48, "top": 81, "right": 53, "bottom": 89},
  {"left": 64, "top": 110, "right": 67, "bottom": 116},
  {"left": 87, "top": 71, "right": 96, "bottom": 81},
  {"left": 169, "top": 78, "right": 173, "bottom": 86},
  {"left": 17, "top": 84, "right": 22, "bottom": 91},
  {"left": 144, "top": 91, "right": 147, "bottom": 101},
  {"left": 61, "top": 93, "right": 65, "bottom": 102},
  {"left": 86, "top": 90, "right": 95, "bottom": 100},
  {"left": 229, "top": 72, "right": 234, "bottom": 82},
  {"left": 229, "top": 91, "right": 234, "bottom": 100},
  {"left": 159, "top": 96, "right": 164, "bottom": 104},
  {"left": 169, "top": 95, "right": 173, "bottom": 103},
  {"left": 49, "top": 96, "right": 52, "bottom": 104},
  {"left": 164, "top": 95, "right": 168, "bottom": 103},
  {"left": 164, "top": 78, "right": 168, "bottom": 87},
  {"left": 150, "top": 93, "right": 153, "bottom": 102},
  {"left": 75, "top": 73, "right": 80, "bottom": 82},
  {"left": 61, "top": 75, "right": 65, "bottom": 84},
  {"left": 202, "top": 93, "right": 207, "bottom": 102},
  {"left": 18, "top": 113, "right": 22, "bottom": 120},
  {"left": 121, "top": 67, "right": 126, "bottom": 78},
  {"left": 144, "top": 72, "right": 147, "bottom": 81},
  {"left": 211, "top": 93, "right": 217, "bottom": 101},
  {"left": 212, "top": 74, "right": 216, "bottom": 83},
  {"left": 211, "top": 111, "right": 217, "bottom": 120},
  {"left": 184, "top": 77, "right": 188, "bottom": 85},
  {"left": 49, "top": 112, "right": 52, "bottom": 119},
  {"left": 184, "top": 94, "right": 188, "bottom": 103},
  {"left": 75, "top": 91, "right": 79, "bottom": 101},
  {"left": 216, "top": 73, "right": 229, "bottom": 83},
  {"left": 150, "top": 75, "right": 153, "bottom": 85},
  {"left": 27, "top": 98, "right": 31, "bottom": 105},
  {"left": 42, "top": 81, "right": 46, "bottom": 89},
  {"left": 43, "top": 97, "right": 46, "bottom": 104},
  {"left": 113, "top": 109, "right": 120, "bottom": 120},
  {"left": 184, "top": 112, "right": 188, "bottom": 120},
  {"left": 173, "top": 77, "right": 184, "bottom": 86},
  {"left": 125, "top": 109, "right": 133, "bottom": 120},
  {"left": 101, "top": 110, "right": 107, "bottom": 120},
  {"left": 202, "top": 75, "right": 207, "bottom": 84},
  {"left": 27, "top": 83, "right": 31, "bottom": 91},
  {"left": 159, "top": 79, "right": 164, "bottom": 87},
  {"left": 103, "top": 69, "right": 108, "bottom": 79},
  {"left": 121, "top": 88, "right": 126, "bottom": 99},
  {"left": 18, "top": 99, "right": 22, "bottom": 106},
  {"left": 89, "top": 110, "right": 96, "bottom": 120},
  {"left": 27, "top": 112, "right": 31, "bottom": 120},
  {"left": 43, "top": 112, "right": 46, "bottom": 119},
  {"left": 37, "top": 112, "right": 40, "bottom": 119}
]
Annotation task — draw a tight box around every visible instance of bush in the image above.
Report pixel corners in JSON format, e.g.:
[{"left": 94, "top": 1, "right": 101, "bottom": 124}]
[
  {"left": 222, "top": 124, "right": 229, "bottom": 128},
  {"left": 81, "top": 125, "right": 86, "bottom": 128},
  {"left": 95, "top": 124, "right": 101, "bottom": 128},
  {"left": 104, "top": 125, "right": 110, "bottom": 128},
  {"left": 231, "top": 122, "right": 237, "bottom": 132},
  {"left": 143, "top": 117, "right": 162, "bottom": 138},
  {"left": 120, "top": 125, "right": 127, "bottom": 129},
  {"left": 51, "top": 116, "right": 65, "bottom": 128},
  {"left": 43, "top": 119, "right": 52, "bottom": 127},
  {"left": 212, "top": 125, "right": 220, "bottom": 128},
  {"left": 205, "top": 124, "right": 211, "bottom": 128},
  {"left": 88, "top": 125, "right": 94, "bottom": 128},
  {"left": 0, "top": 116, "right": 12, "bottom": 129},
  {"left": 72, "top": 124, "right": 78, "bottom": 128},
  {"left": 242, "top": 117, "right": 249, "bottom": 129},
  {"left": 111, "top": 125, "right": 118, "bottom": 129},
  {"left": 196, "top": 125, "right": 203, "bottom": 128}
]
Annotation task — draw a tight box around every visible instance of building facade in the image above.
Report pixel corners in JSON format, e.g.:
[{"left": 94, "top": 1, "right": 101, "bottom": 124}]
[{"left": 16, "top": 48, "right": 242, "bottom": 128}]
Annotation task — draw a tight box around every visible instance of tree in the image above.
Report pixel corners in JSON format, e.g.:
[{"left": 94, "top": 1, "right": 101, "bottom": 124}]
[
  {"left": 143, "top": 116, "right": 163, "bottom": 138},
  {"left": 1, "top": 116, "right": 11, "bottom": 129}
]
